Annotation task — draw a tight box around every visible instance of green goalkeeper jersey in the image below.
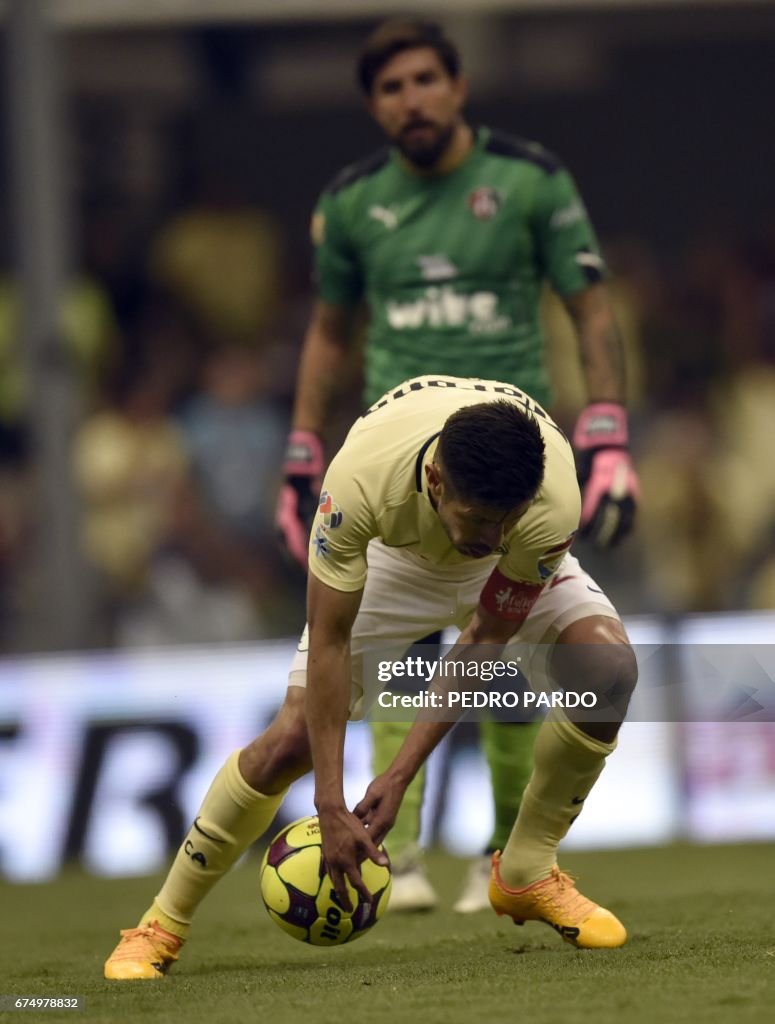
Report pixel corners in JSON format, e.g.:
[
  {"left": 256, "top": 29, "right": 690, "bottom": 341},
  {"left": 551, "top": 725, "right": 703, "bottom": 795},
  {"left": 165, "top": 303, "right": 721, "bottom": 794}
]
[{"left": 312, "top": 126, "right": 606, "bottom": 409}]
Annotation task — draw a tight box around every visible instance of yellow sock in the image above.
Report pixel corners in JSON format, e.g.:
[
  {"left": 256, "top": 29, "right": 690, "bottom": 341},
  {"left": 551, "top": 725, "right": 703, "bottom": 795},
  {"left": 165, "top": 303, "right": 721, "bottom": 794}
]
[
  {"left": 137, "top": 750, "right": 286, "bottom": 939},
  {"left": 138, "top": 900, "right": 190, "bottom": 941},
  {"left": 498, "top": 711, "right": 616, "bottom": 889}
]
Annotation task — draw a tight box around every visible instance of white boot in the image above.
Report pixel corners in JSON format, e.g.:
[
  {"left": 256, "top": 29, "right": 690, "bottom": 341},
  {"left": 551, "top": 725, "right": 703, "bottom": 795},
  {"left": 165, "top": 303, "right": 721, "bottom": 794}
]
[{"left": 453, "top": 854, "right": 492, "bottom": 914}]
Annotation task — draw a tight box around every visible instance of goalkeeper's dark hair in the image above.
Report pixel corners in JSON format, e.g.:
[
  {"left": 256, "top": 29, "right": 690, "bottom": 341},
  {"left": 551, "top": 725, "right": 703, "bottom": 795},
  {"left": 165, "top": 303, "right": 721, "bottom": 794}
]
[
  {"left": 437, "top": 401, "right": 545, "bottom": 509},
  {"left": 357, "top": 19, "right": 461, "bottom": 96}
]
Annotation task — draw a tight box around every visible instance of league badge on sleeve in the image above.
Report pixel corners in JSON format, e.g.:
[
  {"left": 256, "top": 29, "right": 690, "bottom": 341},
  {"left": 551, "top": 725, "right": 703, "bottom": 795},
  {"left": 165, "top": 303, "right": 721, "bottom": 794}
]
[{"left": 537, "top": 533, "right": 576, "bottom": 580}]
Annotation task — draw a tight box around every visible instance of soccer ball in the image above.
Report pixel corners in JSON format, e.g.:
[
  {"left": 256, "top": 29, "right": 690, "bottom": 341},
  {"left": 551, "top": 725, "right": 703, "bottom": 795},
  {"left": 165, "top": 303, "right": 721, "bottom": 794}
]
[{"left": 260, "top": 815, "right": 392, "bottom": 946}]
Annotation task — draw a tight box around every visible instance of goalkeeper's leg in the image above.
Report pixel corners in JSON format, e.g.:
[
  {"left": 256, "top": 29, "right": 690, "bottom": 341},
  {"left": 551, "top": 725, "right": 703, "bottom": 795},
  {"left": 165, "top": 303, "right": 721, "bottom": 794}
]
[
  {"left": 370, "top": 630, "right": 443, "bottom": 912},
  {"left": 370, "top": 719, "right": 437, "bottom": 911},
  {"left": 453, "top": 719, "right": 539, "bottom": 913}
]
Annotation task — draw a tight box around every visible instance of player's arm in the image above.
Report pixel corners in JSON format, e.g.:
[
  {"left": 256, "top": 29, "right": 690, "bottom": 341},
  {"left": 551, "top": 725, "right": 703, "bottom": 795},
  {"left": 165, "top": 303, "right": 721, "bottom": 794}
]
[
  {"left": 534, "top": 161, "right": 640, "bottom": 548},
  {"left": 276, "top": 302, "right": 359, "bottom": 569},
  {"left": 306, "top": 569, "right": 386, "bottom": 910},
  {"left": 563, "top": 283, "right": 640, "bottom": 548},
  {"left": 356, "top": 573, "right": 543, "bottom": 844},
  {"left": 562, "top": 282, "right": 624, "bottom": 404},
  {"left": 292, "top": 300, "right": 360, "bottom": 435},
  {"left": 277, "top": 176, "right": 364, "bottom": 569}
]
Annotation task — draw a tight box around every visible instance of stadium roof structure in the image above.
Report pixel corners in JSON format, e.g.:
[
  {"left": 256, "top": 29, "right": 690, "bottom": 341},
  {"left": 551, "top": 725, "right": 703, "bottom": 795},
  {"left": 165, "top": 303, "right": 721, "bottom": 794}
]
[{"left": 0, "top": 0, "right": 771, "bottom": 29}]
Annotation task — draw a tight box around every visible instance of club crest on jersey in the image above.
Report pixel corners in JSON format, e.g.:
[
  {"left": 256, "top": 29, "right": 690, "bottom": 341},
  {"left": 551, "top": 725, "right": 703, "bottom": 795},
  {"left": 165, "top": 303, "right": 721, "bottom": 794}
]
[
  {"left": 318, "top": 491, "right": 343, "bottom": 529},
  {"left": 468, "top": 187, "right": 503, "bottom": 221}
]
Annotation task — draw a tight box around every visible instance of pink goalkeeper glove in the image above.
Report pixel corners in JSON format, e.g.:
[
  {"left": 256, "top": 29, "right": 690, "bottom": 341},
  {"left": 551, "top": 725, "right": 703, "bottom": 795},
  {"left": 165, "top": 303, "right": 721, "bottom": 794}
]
[
  {"left": 572, "top": 403, "right": 640, "bottom": 548},
  {"left": 275, "top": 430, "right": 324, "bottom": 569}
]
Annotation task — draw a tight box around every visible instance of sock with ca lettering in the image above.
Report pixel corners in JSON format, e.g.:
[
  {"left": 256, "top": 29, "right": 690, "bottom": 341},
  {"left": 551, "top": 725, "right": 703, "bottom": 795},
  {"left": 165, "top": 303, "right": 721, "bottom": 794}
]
[
  {"left": 138, "top": 750, "right": 286, "bottom": 939},
  {"left": 498, "top": 710, "right": 616, "bottom": 889}
]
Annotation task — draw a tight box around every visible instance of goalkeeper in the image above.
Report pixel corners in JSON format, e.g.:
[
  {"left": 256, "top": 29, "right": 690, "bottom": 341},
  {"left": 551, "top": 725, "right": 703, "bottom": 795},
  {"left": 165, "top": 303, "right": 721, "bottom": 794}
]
[{"left": 276, "top": 18, "right": 639, "bottom": 913}]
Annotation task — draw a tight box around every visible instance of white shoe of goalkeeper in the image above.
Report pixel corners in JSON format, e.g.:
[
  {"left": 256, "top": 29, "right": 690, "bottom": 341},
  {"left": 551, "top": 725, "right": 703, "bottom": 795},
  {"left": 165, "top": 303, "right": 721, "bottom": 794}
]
[
  {"left": 388, "top": 847, "right": 438, "bottom": 913},
  {"left": 453, "top": 854, "right": 493, "bottom": 914}
]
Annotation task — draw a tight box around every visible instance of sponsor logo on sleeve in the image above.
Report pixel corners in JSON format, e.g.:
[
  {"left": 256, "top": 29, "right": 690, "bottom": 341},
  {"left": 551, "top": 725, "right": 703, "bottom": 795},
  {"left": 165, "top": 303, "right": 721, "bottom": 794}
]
[
  {"left": 318, "top": 491, "right": 343, "bottom": 529},
  {"left": 313, "top": 525, "right": 330, "bottom": 558},
  {"left": 313, "top": 491, "right": 343, "bottom": 558},
  {"left": 550, "top": 199, "right": 586, "bottom": 230}
]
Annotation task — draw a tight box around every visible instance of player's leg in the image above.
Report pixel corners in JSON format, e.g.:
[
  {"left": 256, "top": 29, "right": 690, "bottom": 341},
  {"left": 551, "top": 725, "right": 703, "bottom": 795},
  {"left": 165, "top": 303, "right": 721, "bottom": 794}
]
[
  {"left": 371, "top": 630, "right": 442, "bottom": 911},
  {"left": 489, "top": 557, "right": 637, "bottom": 948},
  {"left": 104, "top": 686, "right": 311, "bottom": 979},
  {"left": 452, "top": 718, "right": 540, "bottom": 914}
]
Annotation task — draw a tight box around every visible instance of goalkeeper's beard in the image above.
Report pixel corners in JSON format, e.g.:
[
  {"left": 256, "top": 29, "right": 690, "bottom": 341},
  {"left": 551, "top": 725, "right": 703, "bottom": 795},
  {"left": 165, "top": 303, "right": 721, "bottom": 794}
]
[{"left": 397, "top": 121, "right": 456, "bottom": 169}]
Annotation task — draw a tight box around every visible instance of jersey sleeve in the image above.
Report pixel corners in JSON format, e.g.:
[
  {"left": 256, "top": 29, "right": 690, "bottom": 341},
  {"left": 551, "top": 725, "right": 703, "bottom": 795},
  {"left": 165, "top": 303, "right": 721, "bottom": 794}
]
[
  {"left": 311, "top": 190, "right": 364, "bottom": 308},
  {"left": 494, "top": 475, "right": 581, "bottom": 588},
  {"left": 531, "top": 166, "right": 607, "bottom": 296},
  {"left": 478, "top": 502, "right": 578, "bottom": 623},
  {"left": 307, "top": 451, "right": 376, "bottom": 593}
]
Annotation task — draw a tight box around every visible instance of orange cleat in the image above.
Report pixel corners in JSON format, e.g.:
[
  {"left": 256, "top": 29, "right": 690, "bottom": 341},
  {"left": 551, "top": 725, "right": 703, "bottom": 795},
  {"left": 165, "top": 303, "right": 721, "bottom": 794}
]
[
  {"left": 489, "top": 852, "right": 627, "bottom": 949},
  {"left": 104, "top": 921, "right": 183, "bottom": 980}
]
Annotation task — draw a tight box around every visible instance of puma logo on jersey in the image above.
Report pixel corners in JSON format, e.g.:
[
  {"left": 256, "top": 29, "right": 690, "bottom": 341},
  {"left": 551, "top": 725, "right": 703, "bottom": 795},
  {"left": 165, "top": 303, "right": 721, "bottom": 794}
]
[
  {"left": 386, "top": 287, "right": 511, "bottom": 332},
  {"left": 368, "top": 205, "right": 399, "bottom": 230}
]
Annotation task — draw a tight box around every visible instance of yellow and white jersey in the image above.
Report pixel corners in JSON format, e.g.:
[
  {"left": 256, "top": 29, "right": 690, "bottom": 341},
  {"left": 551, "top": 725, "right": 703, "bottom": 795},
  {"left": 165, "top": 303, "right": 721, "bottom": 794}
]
[{"left": 308, "top": 375, "right": 580, "bottom": 594}]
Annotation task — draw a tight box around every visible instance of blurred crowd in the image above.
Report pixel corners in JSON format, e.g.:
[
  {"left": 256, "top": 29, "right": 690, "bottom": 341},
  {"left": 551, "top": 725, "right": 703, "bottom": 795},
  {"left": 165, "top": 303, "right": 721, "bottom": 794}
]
[
  {"left": 548, "top": 224, "right": 775, "bottom": 617},
  {"left": 1, "top": 188, "right": 774, "bottom": 652}
]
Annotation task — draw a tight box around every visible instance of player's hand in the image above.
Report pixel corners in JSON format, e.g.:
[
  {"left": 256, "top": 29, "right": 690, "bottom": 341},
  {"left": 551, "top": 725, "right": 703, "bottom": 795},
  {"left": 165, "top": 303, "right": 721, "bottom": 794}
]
[
  {"left": 572, "top": 403, "right": 640, "bottom": 549},
  {"left": 275, "top": 430, "right": 324, "bottom": 569},
  {"left": 317, "top": 804, "right": 388, "bottom": 913},
  {"left": 354, "top": 773, "right": 405, "bottom": 847}
]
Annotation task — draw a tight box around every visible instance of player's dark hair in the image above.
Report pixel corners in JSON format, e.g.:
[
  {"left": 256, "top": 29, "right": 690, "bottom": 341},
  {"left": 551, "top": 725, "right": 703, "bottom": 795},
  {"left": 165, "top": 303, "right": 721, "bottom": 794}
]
[
  {"left": 357, "top": 19, "right": 461, "bottom": 96},
  {"left": 437, "top": 401, "right": 545, "bottom": 509}
]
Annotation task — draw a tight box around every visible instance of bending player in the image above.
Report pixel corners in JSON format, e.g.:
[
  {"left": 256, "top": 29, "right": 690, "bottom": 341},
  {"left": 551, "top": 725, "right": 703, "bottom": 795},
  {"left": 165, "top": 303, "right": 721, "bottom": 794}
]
[{"left": 105, "top": 375, "right": 636, "bottom": 979}]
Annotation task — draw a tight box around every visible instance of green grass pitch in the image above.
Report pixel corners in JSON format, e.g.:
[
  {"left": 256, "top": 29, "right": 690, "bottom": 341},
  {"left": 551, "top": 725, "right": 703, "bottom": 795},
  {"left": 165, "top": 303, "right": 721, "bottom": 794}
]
[{"left": 2, "top": 843, "right": 774, "bottom": 1024}]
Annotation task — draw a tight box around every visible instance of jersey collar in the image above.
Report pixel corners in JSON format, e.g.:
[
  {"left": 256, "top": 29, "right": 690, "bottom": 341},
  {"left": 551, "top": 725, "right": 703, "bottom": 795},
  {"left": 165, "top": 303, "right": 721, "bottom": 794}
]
[{"left": 415, "top": 432, "right": 441, "bottom": 493}]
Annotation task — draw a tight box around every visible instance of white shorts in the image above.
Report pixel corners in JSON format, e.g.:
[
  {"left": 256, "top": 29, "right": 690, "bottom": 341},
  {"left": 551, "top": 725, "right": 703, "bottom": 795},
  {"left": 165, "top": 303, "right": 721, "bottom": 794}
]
[{"left": 289, "top": 540, "right": 619, "bottom": 718}]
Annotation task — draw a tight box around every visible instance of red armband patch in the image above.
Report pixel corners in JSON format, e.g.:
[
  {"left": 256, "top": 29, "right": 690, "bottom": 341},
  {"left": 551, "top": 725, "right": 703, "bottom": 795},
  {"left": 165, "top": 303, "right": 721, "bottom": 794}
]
[{"left": 480, "top": 569, "right": 544, "bottom": 622}]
